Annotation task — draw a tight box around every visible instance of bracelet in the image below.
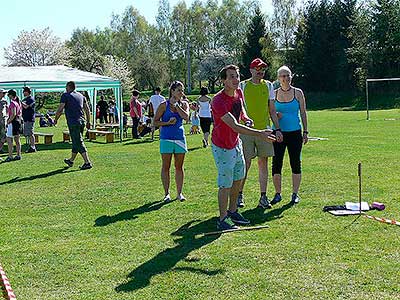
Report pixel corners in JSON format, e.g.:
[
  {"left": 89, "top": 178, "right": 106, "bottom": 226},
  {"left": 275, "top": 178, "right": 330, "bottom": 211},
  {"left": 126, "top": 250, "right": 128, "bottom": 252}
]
[
  {"left": 303, "top": 131, "right": 309, "bottom": 134},
  {"left": 275, "top": 128, "right": 281, "bottom": 132}
]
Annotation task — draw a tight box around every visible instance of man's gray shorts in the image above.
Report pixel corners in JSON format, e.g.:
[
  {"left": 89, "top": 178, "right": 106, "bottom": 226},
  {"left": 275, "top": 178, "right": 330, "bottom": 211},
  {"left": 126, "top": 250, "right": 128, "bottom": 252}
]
[{"left": 23, "top": 121, "right": 34, "bottom": 136}]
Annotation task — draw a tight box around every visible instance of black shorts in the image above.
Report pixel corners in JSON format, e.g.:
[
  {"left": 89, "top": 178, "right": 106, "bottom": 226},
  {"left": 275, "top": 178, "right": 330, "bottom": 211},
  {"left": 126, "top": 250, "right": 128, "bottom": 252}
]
[{"left": 200, "top": 117, "right": 212, "bottom": 133}]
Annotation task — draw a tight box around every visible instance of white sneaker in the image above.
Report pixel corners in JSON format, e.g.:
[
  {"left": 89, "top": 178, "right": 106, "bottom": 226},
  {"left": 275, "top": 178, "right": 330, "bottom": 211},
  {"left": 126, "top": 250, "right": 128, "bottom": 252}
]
[
  {"left": 163, "top": 194, "right": 171, "bottom": 203},
  {"left": 177, "top": 193, "right": 186, "bottom": 202}
]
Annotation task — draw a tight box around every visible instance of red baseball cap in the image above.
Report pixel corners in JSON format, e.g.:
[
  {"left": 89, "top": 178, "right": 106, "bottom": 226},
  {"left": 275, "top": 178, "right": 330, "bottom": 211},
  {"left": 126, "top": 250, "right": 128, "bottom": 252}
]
[{"left": 250, "top": 58, "right": 268, "bottom": 69}]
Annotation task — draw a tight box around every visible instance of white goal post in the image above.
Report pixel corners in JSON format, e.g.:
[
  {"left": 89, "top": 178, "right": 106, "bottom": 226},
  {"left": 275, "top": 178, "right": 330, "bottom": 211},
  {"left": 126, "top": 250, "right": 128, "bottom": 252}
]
[{"left": 366, "top": 77, "right": 400, "bottom": 120}]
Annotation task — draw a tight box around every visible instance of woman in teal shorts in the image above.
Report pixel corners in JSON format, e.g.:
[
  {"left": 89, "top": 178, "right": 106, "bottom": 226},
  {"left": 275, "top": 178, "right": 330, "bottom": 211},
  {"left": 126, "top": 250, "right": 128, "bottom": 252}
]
[{"left": 154, "top": 81, "right": 190, "bottom": 202}]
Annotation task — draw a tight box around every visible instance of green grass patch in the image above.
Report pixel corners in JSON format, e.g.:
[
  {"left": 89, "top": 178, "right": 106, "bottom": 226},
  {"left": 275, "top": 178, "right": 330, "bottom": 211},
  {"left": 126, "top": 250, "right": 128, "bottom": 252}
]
[{"left": 1, "top": 110, "right": 400, "bottom": 299}]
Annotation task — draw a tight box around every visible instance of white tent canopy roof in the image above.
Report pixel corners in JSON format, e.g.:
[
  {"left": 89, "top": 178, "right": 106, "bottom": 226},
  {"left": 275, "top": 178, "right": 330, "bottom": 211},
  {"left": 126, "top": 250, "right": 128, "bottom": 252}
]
[{"left": 0, "top": 65, "right": 116, "bottom": 83}]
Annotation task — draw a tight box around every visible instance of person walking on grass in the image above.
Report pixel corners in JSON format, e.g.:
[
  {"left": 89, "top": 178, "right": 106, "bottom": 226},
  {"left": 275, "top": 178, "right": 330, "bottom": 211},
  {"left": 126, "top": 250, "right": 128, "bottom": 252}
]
[
  {"left": 54, "top": 81, "right": 93, "bottom": 170},
  {"left": 4, "top": 90, "right": 22, "bottom": 162},
  {"left": 237, "top": 58, "right": 283, "bottom": 209},
  {"left": 197, "top": 87, "right": 212, "bottom": 147},
  {"left": 0, "top": 89, "right": 8, "bottom": 154},
  {"left": 130, "top": 90, "right": 142, "bottom": 139},
  {"left": 211, "top": 65, "right": 275, "bottom": 230},
  {"left": 21, "top": 86, "right": 37, "bottom": 153},
  {"left": 154, "top": 81, "right": 189, "bottom": 203},
  {"left": 271, "top": 66, "right": 308, "bottom": 205}
]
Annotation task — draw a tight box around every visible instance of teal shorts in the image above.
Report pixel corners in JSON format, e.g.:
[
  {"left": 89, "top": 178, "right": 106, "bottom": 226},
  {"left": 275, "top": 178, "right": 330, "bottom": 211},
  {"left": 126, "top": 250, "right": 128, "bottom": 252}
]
[
  {"left": 160, "top": 139, "right": 187, "bottom": 154},
  {"left": 212, "top": 141, "right": 245, "bottom": 188}
]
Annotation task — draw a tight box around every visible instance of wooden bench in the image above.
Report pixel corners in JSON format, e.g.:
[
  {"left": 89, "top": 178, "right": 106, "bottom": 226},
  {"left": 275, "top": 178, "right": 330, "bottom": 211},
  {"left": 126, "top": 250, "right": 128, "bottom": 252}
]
[
  {"left": 87, "top": 130, "right": 114, "bottom": 143},
  {"left": 34, "top": 132, "right": 54, "bottom": 145},
  {"left": 63, "top": 131, "right": 70, "bottom": 142}
]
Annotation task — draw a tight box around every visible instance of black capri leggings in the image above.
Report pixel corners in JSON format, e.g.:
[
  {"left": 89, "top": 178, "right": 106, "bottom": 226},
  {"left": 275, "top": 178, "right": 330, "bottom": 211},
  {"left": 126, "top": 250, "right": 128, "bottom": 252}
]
[
  {"left": 199, "top": 117, "right": 212, "bottom": 134},
  {"left": 272, "top": 130, "right": 303, "bottom": 175}
]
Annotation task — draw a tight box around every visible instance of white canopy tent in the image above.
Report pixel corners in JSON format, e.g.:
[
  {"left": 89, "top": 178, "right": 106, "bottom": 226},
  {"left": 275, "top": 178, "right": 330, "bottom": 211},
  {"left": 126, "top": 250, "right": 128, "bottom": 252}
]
[{"left": 0, "top": 65, "right": 123, "bottom": 141}]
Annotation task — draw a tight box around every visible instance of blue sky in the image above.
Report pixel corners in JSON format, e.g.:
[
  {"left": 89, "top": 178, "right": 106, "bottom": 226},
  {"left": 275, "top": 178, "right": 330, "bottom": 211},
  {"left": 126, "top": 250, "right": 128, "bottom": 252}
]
[{"left": 1, "top": 0, "right": 273, "bottom": 66}]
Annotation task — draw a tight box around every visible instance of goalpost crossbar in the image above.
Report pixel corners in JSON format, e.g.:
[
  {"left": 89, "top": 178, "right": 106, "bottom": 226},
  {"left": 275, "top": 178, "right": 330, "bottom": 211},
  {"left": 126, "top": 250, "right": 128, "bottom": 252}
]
[{"left": 365, "top": 77, "right": 400, "bottom": 120}]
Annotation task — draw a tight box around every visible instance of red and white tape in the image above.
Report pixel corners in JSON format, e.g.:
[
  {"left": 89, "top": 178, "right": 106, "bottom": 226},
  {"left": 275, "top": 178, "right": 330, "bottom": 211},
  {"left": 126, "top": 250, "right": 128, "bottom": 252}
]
[
  {"left": 0, "top": 263, "right": 16, "bottom": 300},
  {"left": 363, "top": 214, "right": 400, "bottom": 226}
]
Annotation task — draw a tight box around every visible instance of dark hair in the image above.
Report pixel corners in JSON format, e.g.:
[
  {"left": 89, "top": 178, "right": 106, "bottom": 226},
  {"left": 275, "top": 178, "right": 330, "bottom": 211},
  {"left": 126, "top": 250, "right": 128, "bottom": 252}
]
[
  {"left": 66, "top": 81, "right": 76, "bottom": 90},
  {"left": 169, "top": 81, "right": 184, "bottom": 98},
  {"left": 155, "top": 87, "right": 161, "bottom": 92},
  {"left": 200, "top": 87, "right": 209, "bottom": 96},
  {"left": 220, "top": 64, "right": 240, "bottom": 80},
  {"left": 7, "top": 89, "right": 16, "bottom": 97},
  {"left": 23, "top": 86, "right": 31, "bottom": 93},
  {"left": 8, "top": 90, "right": 20, "bottom": 103},
  {"left": 132, "top": 90, "right": 140, "bottom": 97}
]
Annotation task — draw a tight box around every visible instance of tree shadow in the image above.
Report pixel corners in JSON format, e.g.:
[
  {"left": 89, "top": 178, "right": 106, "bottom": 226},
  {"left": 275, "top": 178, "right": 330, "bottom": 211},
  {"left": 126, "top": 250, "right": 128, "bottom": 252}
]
[
  {"left": 241, "top": 202, "right": 294, "bottom": 225},
  {"left": 94, "top": 200, "right": 173, "bottom": 226},
  {"left": 115, "top": 218, "right": 223, "bottom": 293},
  {"left": 0, "top": 167, "right": 79, "bottom": 186},
  {"left": 34, "top": 142, "right": 73, "bottom": 151}
]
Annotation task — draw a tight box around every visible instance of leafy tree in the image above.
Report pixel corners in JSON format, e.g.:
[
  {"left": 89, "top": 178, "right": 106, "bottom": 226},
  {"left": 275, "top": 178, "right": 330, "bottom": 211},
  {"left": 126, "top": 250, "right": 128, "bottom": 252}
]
[
  {"left": 199, "top": 50, "right": 234, "bottom": 93},
  {"left": 240, "top": 6, "right": 269, "bottom": 79},
  {"left": 4, "top": 28, "right": 69, "bottom": 66},
  {"left": 103, "top": 55, "right": 135, "bottom": 93}
]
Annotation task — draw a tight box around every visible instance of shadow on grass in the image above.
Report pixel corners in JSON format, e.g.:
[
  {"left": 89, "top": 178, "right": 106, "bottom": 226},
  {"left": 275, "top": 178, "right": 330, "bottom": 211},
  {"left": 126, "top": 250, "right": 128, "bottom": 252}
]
[
  {"left": 115, "top": 218, "right": 222, "bottom": 292},
  {"left": 187, "top": 146, "right": 203, "bottom": 152},
  {"left": 94, "top": 200, "right": 173, "bottom": 226},
  {"left": 241, "top": 202, "right": 294, "bottom": 225},
  {"left": 123, "top": 139, "right": 155, "bottom": 146},
  {"left": 0, "top": 167, "right": 79, "bottom": 186}
]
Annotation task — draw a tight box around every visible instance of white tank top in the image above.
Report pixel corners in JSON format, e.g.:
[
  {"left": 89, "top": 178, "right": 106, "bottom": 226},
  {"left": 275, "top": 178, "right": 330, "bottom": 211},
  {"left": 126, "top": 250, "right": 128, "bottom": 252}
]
[{"left": 198, "top": 100, "right": 211, "bottom": 118}]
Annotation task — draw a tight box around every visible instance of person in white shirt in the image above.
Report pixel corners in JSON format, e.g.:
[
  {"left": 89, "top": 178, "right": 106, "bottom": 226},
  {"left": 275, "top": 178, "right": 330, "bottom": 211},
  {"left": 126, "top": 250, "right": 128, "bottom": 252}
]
[
  {"left": 196, "top": 87, "right": 212, "bottom": 147},
  {"left": 148, "top": 87, "right": 165, "bottom": 140}
]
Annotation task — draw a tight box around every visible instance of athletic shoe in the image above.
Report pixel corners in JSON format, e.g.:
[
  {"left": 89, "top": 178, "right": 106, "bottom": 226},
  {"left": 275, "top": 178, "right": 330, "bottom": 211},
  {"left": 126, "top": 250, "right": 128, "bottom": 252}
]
[
  {"left": 25, "top": 147, "right": 37, "bottom": 153},
  {"left": 270, "top": 193, "right": 282, "bottom": 205},
  {"left": 258, "top": 194, "right": 272, "bottom": 209},
  {"left": 217, "top": 216, "right": 239, "bottom": 231},
  {"left": 228, "top": 210, "right": 250, "bottom": 225},
  {"left": 237, "top": 193, "right": 245, "bottom": 208},
  {"left": 4, "top": 157, "right": 13, "bottom": 162},
  {"left": 163, "top": 194, "right": 172, "bottom": 203},
  {"left": 13, "top": 155, "right": 21, "bottom": 161},
  {"left": 80, "top": 162, "right": 93, "bottom": 170},
  {"left": 64, "top": 159, "right": 74, "bottom": 168},
  {"left": 177, "top": 193, "right": 186, "bottom": 202},
  {"left": 291, "top": 193, "right": 300, "bottom": 204},
  {"left": 0, "top": 149, "right": 5, "bottom": 154}
]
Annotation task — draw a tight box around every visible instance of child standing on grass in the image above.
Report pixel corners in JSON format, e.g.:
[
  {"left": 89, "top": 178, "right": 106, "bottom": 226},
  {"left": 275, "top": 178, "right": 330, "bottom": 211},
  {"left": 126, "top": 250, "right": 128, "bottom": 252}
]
[{"left": 190, "top": 102, "right": 200, "bottom": 134}]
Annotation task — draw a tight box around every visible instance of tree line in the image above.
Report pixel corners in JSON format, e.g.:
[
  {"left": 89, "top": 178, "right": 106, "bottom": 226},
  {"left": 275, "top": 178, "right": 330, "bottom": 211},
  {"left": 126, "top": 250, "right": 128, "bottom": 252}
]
[{"left": 4, "top": 0, "right": 400, "bottom": 107}]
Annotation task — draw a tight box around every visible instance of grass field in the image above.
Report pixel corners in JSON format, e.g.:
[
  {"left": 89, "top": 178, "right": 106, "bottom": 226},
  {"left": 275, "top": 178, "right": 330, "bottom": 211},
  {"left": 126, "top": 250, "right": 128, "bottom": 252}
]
[{"left": 1, "top": 109, "right": 400, "bottom": 300}]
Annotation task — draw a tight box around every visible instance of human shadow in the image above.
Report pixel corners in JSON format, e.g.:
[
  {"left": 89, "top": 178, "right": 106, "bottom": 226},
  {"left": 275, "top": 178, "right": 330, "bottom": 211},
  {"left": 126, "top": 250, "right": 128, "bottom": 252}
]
[
  {"left": 94, "top": 200, "right": 172, "bottom": 227},
  {"left": 123, "top": 139, "right": 155, "bottom": 146},
  {"left": 115, "top": 218, "right": 223, "bottom": 292},
  {"left": 0, "top": 167, "right": 79, "bottom": 186},
  {"left": 241, "top": 202, "right": 294, "bottom": 225},
  {"left": 187, "top": 146, "right": 203, "bottom": 152},
  {"left": 33, "top": 142, "right": 73, "bottom": 152}
]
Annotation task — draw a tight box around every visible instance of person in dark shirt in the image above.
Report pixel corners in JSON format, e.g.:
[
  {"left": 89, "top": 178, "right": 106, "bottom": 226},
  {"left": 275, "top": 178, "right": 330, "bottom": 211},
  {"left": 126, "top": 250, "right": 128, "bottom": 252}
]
[
  {"left": 54, "top": 81, "right": 93, "bottom": 170},
  {"left": 97, "top": 95, "right": 109, "bottom": 123},
  {"left": 21, "top": 86, "right": 36, "bottom": 153}
]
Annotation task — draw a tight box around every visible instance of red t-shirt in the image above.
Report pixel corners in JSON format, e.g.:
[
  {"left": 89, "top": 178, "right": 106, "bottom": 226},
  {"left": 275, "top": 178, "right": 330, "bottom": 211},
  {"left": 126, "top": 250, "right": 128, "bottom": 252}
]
[
  {"left": 211, "top": 89, "right": 244, "bottom": 149},
  {"left": 129, "top": 98, "right": 142, "bottom": 118}
]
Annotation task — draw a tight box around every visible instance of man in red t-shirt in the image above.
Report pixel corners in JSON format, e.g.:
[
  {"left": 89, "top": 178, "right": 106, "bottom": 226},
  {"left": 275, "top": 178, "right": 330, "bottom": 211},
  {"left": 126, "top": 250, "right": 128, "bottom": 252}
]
[{"left": 211, "top": 65, "right": 275, "bottom": 230}]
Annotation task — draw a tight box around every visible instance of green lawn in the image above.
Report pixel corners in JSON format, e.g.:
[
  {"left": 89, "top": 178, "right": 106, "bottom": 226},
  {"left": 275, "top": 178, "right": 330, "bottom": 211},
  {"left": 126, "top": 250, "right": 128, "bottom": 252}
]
[{"left": 1, "top": 109, "right": 400, "bottom": 300}]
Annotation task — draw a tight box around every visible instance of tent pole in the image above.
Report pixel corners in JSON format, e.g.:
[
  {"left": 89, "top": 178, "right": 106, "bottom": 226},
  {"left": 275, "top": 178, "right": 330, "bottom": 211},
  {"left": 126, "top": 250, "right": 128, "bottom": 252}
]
[{"left": 92, "top": 88, "right": 97, "bottom": 129}]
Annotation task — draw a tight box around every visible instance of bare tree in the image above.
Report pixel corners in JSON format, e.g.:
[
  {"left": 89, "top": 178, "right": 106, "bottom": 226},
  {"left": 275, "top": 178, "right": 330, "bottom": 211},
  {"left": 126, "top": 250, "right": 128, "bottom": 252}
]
[{"left": 4, "top": 27, "right": 69, "bottom": 66}]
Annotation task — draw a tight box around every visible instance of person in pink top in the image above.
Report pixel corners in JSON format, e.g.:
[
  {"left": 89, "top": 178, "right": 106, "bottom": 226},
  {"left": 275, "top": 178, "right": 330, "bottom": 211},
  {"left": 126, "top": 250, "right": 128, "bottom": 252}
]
[
  {"left": 211, "top": 65, "right": 275, "bottom": 230},
  {"left": 130, "top": 90, "right": 142, "bottom": 139},
  {"left": 5, "top": 90, "right": 23, "bottom": 162}
]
